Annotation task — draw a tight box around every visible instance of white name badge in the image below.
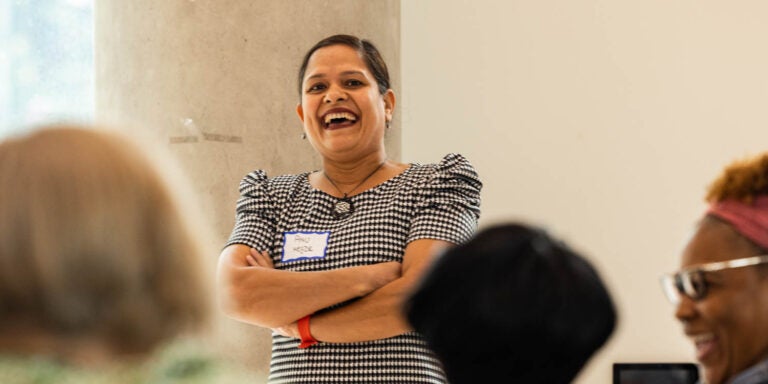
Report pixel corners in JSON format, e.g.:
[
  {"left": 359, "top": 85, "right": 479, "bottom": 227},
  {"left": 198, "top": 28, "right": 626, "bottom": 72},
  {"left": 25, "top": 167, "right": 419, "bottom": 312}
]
[{"left": 282, "top": 231, "right": 331, "bottom": 263}]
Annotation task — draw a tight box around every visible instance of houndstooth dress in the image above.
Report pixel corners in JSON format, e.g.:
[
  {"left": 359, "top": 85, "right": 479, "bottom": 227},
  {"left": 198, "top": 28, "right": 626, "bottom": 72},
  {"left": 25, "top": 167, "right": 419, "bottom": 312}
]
[{"left": 226, "top": 153, "right": 482, "bottom": 384}]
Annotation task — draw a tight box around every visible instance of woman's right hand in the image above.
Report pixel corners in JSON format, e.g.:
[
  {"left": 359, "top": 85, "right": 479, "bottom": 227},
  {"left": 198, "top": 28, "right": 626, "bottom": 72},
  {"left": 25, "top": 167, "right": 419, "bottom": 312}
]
[{"left": 246, "top": 248, "right": 274, "bottom": 269}]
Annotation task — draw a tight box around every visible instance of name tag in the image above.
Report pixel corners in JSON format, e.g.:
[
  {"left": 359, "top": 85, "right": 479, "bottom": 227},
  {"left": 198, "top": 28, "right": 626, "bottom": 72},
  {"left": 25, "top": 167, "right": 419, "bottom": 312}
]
[{"left": 282, "top": 231, "right": 331, "bottom": 263}]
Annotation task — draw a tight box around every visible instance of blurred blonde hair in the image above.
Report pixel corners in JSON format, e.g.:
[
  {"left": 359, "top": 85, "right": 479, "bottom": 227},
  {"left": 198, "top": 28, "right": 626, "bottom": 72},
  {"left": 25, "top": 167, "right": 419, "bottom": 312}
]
[{"left": 0, "top": 124, "right": 211, "bottom": 356}]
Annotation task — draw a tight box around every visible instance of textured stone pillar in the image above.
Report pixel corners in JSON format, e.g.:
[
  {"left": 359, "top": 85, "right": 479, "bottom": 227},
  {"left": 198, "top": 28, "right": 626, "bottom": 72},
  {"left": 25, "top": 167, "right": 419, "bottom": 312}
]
[{"left": 95, "top": 1, "right": 400, "bottom": 377}]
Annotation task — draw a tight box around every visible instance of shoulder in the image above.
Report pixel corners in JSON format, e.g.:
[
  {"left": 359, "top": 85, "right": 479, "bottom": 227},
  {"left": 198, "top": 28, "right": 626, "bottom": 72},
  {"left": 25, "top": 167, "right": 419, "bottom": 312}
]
[
  {"left": 436, "top": 153, "right": 479, "bottom": 179},
  {"left": 239, "top": 170, "right": 311, "bottom": 194},
  {"left": 410, "top": 153, "right": 476, "bottom": 173},
  {"left": 409, "top": 153, "right": 482, "bottom": 188},
  {"left": 241, "top": 170, "right": 308, "bottom": 186},
  {"left": 730, "top": 356, "right": 768, "bottom": 384}
]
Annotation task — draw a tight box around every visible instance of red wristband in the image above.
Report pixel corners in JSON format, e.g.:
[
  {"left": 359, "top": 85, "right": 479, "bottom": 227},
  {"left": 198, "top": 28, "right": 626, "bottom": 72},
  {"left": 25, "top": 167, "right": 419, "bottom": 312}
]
[{"left": 298, "top": 315, "right": 318, "bottom": 349}]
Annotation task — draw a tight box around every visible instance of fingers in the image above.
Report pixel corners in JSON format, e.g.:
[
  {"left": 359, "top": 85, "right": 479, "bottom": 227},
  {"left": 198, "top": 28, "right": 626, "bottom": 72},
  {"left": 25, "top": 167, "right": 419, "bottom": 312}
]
[
  {"left": 249, "top": 248, "right": 275, "bottom": 269},
  {"left": 271, "top": 322, "right": 299, "bottom": 338},
  {"left": 260, "top": 250, "right": 275, "bottom": 268},
  {"left": 271, "top": 326, "right": 290, "bottom": 338}
]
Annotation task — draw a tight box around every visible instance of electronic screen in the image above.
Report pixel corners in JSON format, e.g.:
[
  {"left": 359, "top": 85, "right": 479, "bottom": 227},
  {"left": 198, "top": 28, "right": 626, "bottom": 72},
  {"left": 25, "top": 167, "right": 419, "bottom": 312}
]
[{"left": 613, "top": 363, "right": 699, "bottom": 384}]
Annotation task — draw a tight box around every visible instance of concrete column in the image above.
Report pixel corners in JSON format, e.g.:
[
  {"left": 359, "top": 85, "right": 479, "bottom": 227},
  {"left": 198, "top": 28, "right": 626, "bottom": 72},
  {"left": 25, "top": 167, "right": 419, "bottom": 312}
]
[{"left": 95, "top": 1, "right": 400, "bottom": 377}]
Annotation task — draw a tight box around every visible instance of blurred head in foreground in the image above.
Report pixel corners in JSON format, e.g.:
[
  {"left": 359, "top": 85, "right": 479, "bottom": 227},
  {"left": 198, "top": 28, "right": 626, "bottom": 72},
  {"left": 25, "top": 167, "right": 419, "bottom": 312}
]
[
  {"left": 0, "top": 125, "right": 211, "bottom": 365},
  {"left": 405, "top": 223, "right": 617, "bottom": 384}
]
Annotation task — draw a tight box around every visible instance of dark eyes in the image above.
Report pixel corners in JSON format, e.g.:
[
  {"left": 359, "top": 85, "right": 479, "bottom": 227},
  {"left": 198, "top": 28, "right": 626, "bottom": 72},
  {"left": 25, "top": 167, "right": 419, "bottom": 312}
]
[
  {"left": 305, "top": 79, "right": 365, "bottom": 93},
  {"left": 307, "top": 83, "right": 327, "bottom": 93},
  {"left": 344, "top": 79, "right": 363, "bottom": 87}
]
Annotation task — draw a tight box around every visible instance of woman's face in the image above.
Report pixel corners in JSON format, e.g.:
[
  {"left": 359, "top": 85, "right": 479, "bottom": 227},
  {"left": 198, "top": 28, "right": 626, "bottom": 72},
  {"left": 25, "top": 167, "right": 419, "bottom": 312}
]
[
  {"left": 296, "top": 44, "right": 394, "bottom": 162},
  {"left": 675, "top": 220, "right": 768, "bottom": 384}
]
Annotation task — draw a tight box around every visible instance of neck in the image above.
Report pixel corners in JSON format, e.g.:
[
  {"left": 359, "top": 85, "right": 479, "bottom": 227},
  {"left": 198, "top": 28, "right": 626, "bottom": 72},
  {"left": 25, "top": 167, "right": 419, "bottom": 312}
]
[{"left": 322, "top": 152, "right": 388, "bottom": 188}]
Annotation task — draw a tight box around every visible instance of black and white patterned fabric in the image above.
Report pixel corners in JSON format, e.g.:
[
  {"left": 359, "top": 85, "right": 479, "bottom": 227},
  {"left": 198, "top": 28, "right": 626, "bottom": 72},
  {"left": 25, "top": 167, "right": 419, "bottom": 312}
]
[{"left": 226, "top": 153, "right": 482, "bottom": 384}]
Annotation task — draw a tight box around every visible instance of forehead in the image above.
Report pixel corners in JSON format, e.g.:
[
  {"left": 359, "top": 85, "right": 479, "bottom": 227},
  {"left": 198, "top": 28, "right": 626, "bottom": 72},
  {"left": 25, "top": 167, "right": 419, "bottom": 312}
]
[
  {"left": 680, "top": 219, "right": 753, "bottom": 268},
  {"left": 304, "top": 44, "right": 370, "bottom": 79}
]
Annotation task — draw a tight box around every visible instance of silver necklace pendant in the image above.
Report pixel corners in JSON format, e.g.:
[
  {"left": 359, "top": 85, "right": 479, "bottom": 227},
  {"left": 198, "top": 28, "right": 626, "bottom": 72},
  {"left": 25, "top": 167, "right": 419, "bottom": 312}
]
[
  {"left": 333, "top": 196, "right": 354, "bottom": 219},
  {"left": 323, "top": 160, "right": 386, "bottom": 220}
]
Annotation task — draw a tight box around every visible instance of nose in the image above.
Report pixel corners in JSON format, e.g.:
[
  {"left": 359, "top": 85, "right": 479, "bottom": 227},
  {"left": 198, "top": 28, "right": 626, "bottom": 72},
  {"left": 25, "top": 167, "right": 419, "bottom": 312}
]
[
  {"left": 674, "top": 293, "right": 697, "bottom": 322},
  {"left": 323, "top": 84, "right": 347, "bottom": 103}
]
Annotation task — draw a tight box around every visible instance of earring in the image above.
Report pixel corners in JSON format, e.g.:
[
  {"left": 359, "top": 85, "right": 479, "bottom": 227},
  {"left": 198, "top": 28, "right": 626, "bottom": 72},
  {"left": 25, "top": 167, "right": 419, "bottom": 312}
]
[
  {"left": 385, "top": 120, "right": 391, "bottom": 129},
  {"left": 301, "top": 132, "right": 307, "bottom": 140}
]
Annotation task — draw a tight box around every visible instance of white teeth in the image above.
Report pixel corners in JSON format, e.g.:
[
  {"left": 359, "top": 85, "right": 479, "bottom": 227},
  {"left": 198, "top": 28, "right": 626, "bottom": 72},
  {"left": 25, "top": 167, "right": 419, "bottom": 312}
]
[
  {"left": 692, "top": 334, "right": 714, "bottom": 344},
  {"left": 323, "top": 112, "right": 357, "bottom": 124}
]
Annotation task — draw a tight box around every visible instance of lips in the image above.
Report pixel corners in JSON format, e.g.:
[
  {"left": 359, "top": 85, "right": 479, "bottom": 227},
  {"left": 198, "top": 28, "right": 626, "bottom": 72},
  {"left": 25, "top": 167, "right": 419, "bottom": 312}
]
[
  {"left": 689, "top": 333, "right": 718, "bottom": 363},
  {"left": 321, "top": 108, "right": 359, "bottom": 130}
]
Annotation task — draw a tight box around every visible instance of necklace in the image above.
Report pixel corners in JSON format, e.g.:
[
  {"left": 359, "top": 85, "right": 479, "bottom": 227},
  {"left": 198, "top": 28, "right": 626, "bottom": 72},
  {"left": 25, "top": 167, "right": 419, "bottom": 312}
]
[{"left": 323, "top": 160, "right": 387, "bottom": 219}]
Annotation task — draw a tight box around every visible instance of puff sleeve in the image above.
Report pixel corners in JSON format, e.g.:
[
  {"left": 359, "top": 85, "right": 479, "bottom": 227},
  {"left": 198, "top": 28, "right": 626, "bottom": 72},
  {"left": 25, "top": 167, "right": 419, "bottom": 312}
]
[
  {"left": 407, "top": 153, "right": 482, "bottom": 245},
  {"left": 225, "top": 170, "right": 276, "bottom": 250}
]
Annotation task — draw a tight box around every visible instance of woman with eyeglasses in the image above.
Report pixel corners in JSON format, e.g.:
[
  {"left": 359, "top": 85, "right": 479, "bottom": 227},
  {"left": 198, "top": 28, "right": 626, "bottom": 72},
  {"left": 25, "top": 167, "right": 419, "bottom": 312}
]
[{"left": 662, "top": 153, "right": 768, "bottom": 384}]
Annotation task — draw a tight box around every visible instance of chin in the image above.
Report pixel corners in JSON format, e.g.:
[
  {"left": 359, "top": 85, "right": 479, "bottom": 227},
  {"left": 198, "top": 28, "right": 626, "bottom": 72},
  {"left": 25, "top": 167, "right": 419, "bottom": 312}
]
[{"left": 704, "top": 368, "right": 727, "bottom": 384}]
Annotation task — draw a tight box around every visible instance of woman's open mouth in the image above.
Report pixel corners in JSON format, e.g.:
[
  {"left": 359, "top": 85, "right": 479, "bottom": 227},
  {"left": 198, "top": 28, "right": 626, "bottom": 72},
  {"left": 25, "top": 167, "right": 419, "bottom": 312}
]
[
  {"left": 692, "top": 333, "right": 718, "bottom": 363},
  {"left": 323, "top": 111, "right": 358, "bottom": 130}
]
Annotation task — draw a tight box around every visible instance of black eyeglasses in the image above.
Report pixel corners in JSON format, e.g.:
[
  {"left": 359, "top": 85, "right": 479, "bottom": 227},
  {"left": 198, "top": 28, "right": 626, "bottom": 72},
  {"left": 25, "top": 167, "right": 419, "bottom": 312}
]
[{"left": 660, "top": 255, "right": 768, "bottom": 304}]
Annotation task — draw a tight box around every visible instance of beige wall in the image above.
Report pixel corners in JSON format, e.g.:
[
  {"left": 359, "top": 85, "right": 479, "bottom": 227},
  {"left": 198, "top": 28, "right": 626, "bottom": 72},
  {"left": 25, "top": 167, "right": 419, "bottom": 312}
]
[
  {"left": 93, "top": 0, "right": 768, "bottom": 381},
  {"left": 403, "top": 1, "right": 768, "bottom": 383},
  {"left": 95, "top": 0, "right": 399, "bottom": 378}
]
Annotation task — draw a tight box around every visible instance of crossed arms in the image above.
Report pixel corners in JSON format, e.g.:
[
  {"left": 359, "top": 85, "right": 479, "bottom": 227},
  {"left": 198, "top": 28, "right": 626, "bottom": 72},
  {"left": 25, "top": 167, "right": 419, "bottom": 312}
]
[{"left": 216, "top": 239, "right": 451, "bottom": 343}]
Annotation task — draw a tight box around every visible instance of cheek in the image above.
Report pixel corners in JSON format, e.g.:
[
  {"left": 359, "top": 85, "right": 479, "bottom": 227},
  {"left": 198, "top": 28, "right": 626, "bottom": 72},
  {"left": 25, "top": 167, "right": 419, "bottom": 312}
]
[
  {"left": 702, "top": 294, "right": 742, "bottom": 328},
  {"left": 710, "top": 290, "right": 768, "bottom": 354},
  {"left": 301, "top": 94, "right": 320, "bottom": 108},
  {"left": 361, "top": 92, "right": 386, "bottom": 114},
  {"left": 737, "top": 289, "right": 768, "bottom": 345}
]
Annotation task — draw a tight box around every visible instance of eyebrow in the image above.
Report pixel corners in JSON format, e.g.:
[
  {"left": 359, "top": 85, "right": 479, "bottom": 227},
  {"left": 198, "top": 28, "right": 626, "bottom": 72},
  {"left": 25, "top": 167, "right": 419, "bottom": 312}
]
[{"left": 305, "top": 70, "right": 367, "bottom": 81}]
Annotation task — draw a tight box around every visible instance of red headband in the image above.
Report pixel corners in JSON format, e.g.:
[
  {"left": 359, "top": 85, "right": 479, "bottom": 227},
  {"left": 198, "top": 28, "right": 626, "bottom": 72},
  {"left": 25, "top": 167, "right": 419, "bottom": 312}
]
[{"left": 707, "top": 196, "right": 768, "bottom": 251}]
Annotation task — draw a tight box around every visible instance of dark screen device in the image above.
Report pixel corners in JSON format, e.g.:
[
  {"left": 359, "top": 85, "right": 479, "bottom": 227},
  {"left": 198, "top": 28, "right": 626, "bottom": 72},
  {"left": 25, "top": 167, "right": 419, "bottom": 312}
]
[{"left": 613, "top": 363, "right": 699, "bottom": 384}]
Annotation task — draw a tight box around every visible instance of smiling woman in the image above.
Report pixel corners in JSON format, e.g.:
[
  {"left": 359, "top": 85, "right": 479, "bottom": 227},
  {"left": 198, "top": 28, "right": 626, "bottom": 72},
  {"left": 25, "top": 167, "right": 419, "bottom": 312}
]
[
  {"left": 296, "top": 39, "right": 395, "bottom": 166},
  {"left": 665, "top": 153, "right": 768, "bottom": 384},
  {"left": 216, "top": 34, "right": 482, "bottom": 383}
]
